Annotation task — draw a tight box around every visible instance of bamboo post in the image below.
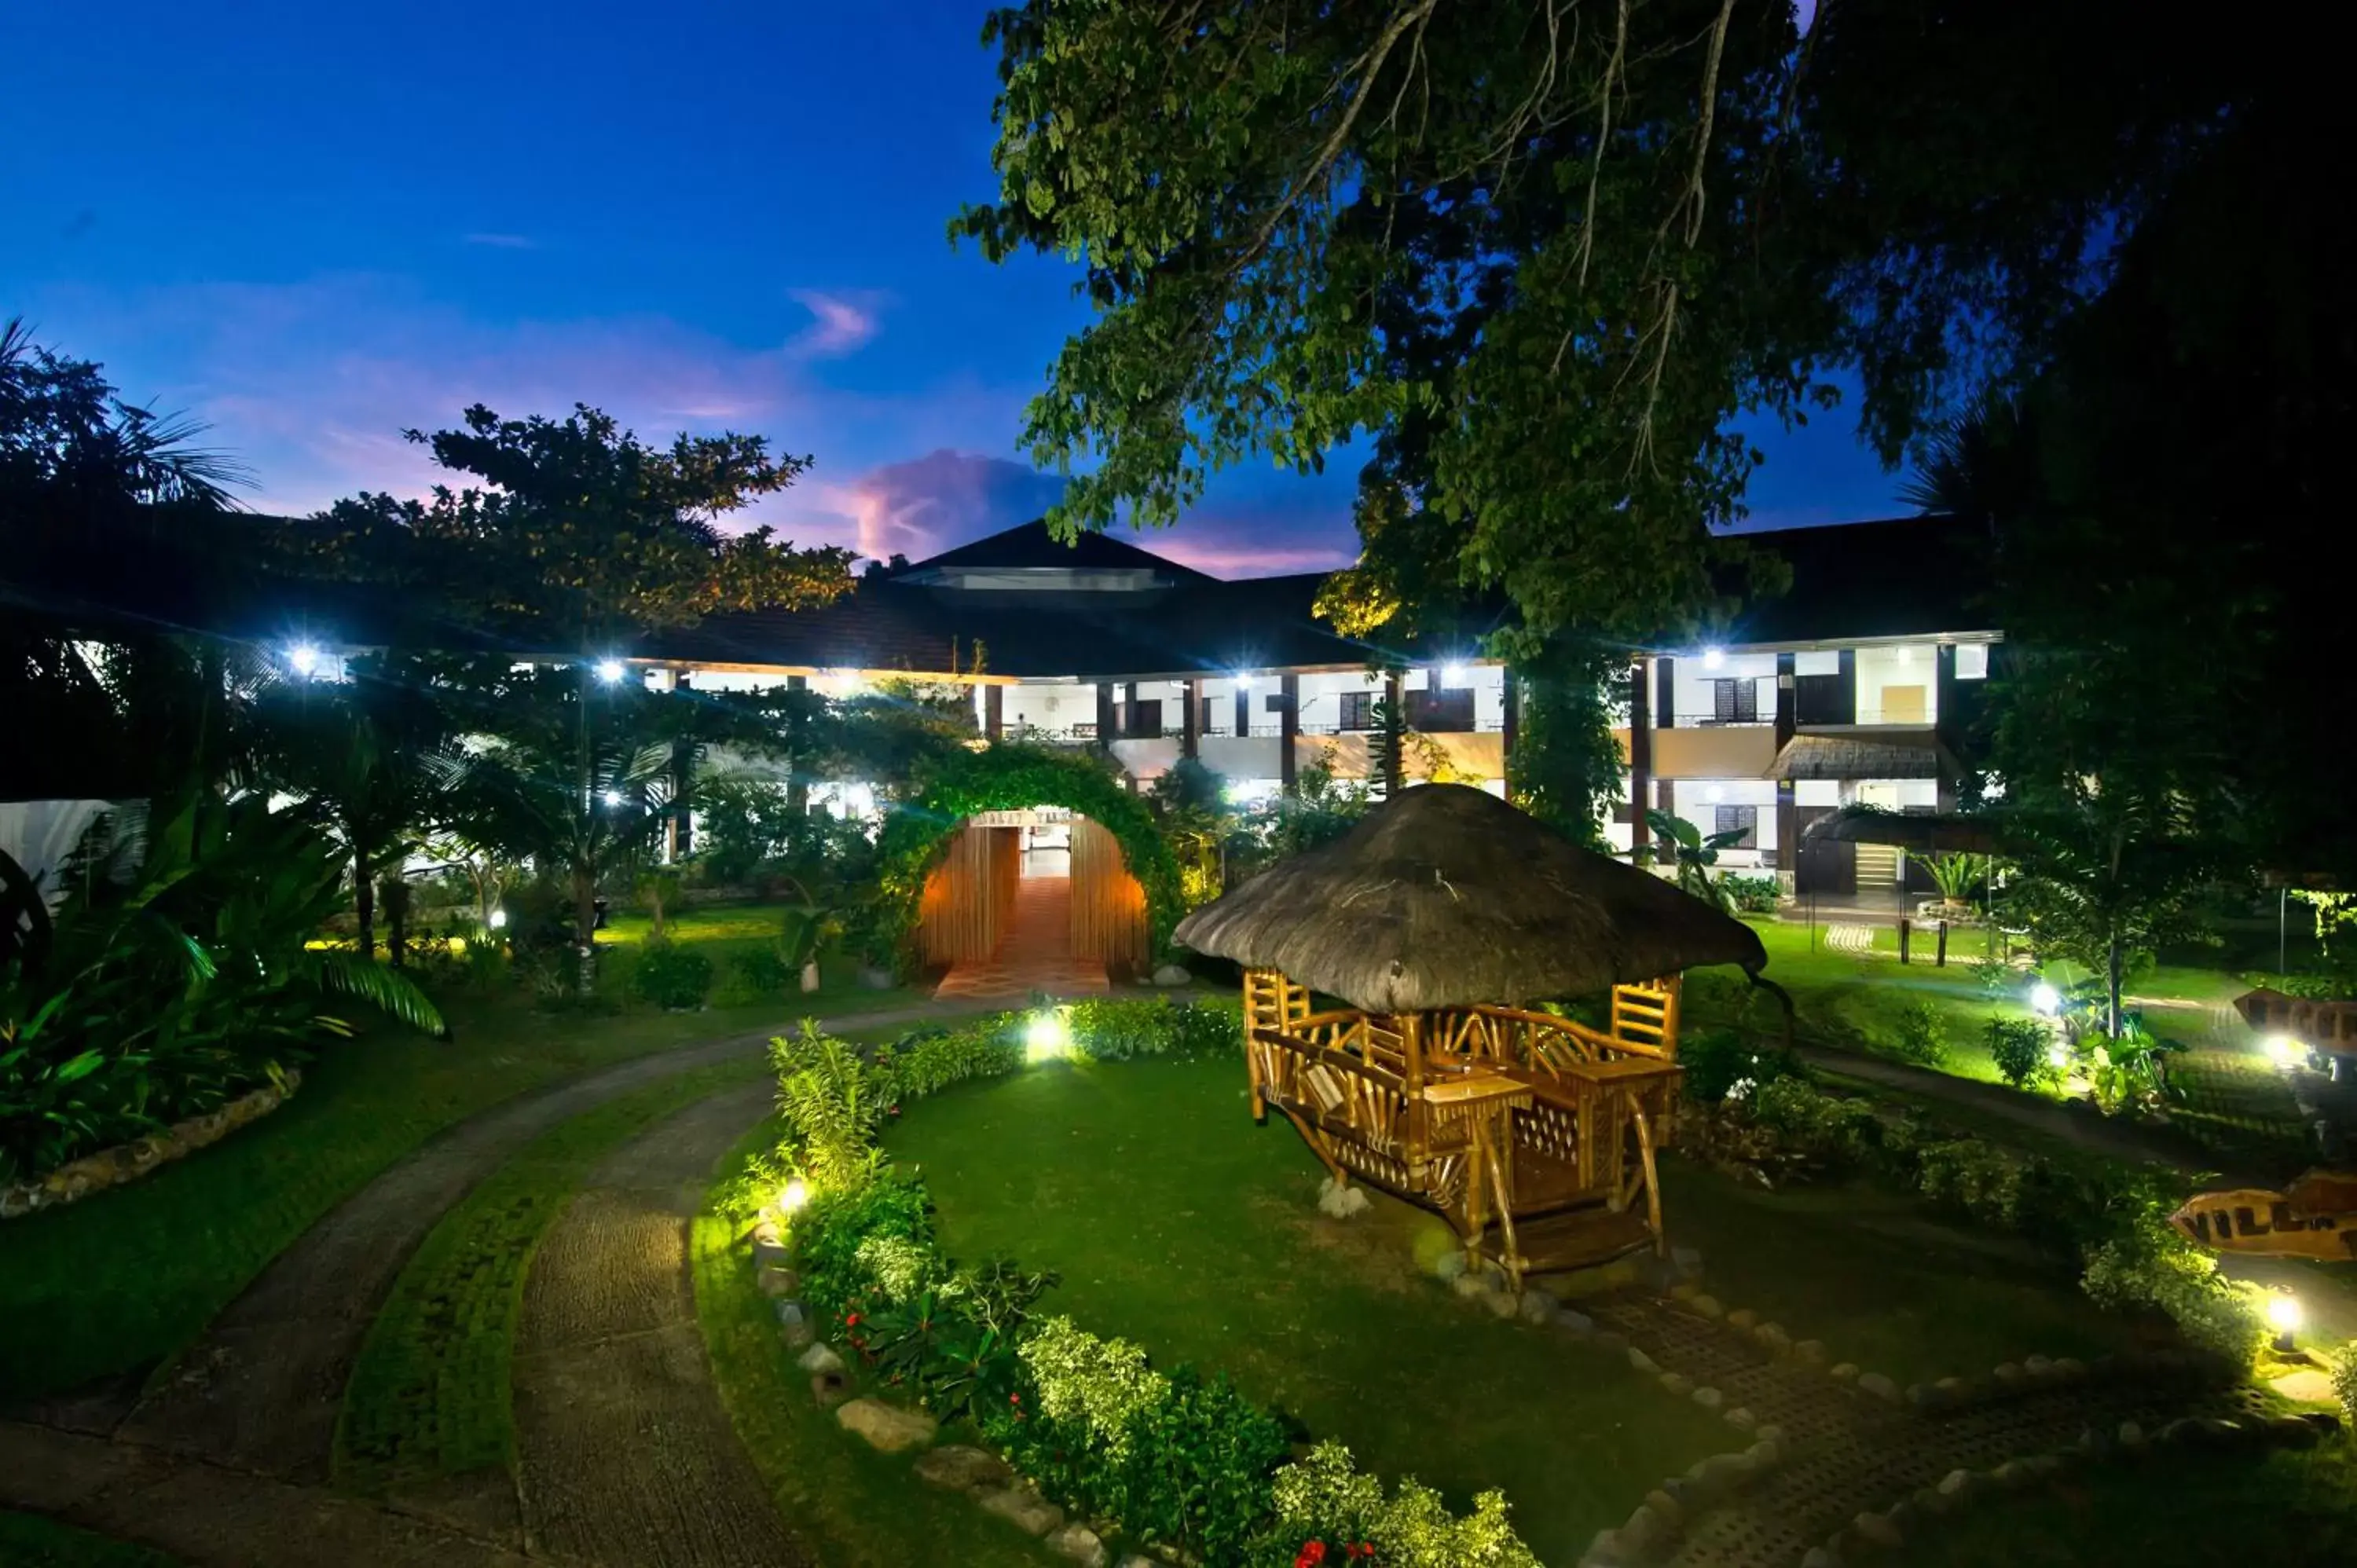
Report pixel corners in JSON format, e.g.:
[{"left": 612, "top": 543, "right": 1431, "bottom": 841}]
[
  {"left": 1402, "top": 1013, "right": 1428, "bottom": 1188},
  {"left": 1936, "top": 919, "right": 1949, "bottom": 968},
  {"left": 1898, "top": 916, "right": 1912, "bottom": 965}
]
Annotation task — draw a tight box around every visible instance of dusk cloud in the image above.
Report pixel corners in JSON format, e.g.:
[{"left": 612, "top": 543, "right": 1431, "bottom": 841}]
[
  {"left": 818, "top": 449, "right": 1065, "bottom": 562},
  {"left": 787, "top": 288, "right": 885, "bottom": 359}
]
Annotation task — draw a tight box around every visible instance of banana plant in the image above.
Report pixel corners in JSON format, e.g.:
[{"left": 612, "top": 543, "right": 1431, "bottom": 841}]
[{"left": 1644, "top": 809, "right": 1753, "bottom": 911}]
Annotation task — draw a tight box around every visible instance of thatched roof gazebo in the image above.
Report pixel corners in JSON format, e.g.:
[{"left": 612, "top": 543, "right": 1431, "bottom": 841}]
[{"left": 1176, "top": 785, "right": 1788, "bottom": 1286}]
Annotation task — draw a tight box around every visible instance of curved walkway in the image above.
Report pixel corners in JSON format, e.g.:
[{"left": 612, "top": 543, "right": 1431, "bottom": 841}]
[
  {"left": 511, "top": 1081, "right": 808, "bottom": 1567},
  {"left": 2, "top": 999, "right": 980, "bottom": 1564}
]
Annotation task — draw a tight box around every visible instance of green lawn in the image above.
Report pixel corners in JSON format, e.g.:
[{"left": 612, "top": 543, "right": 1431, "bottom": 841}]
[
  {"left": 1907, "top": 1438, "right": 2357, "bottom": 1568},
  {"left": 692, "top": 1120, "right": 1049, "bottom": 1568},
  {"left": 0, "top": 1513, "right": 178, "bottom": 1567},
  {"left": 335, "top": 1056, "right": 770, "bottom": 1494},
  {"left": 886, "top": 1057, "right": 1736, "bottom": 1562},
  {"left": 1656, "top": 1160, "right": 2155, "bottom": 1385},
  {"left": 0, "top": 941, "right": 918, "bottom": 1401}
]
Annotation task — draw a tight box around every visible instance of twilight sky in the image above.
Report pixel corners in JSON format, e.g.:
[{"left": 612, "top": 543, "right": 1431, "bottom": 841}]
[{"left": 2, "top": 0, "right": 1901, "bottom": 578}]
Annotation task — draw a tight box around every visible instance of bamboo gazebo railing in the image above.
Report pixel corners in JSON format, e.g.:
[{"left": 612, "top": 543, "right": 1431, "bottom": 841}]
[{"left": 1241, "top": 968, "right": 1686, "bottom": 1288}]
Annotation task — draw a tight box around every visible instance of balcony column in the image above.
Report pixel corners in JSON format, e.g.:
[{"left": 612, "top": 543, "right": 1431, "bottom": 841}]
[
  {"left": 1382, "top": 669, "right": 1406, "bottom": 795},
  {"left": 1655, "top": 654, "right": 1677, "bottom": 729},
  {"left": 1774, "top": 651, "right": 1796, "bottom": 750},
  {"left": 1181, "top": 676, "right": 1200, "bottom": 760},
  {"left": 1233, "top": 683, "right": 1250, "bottom": 738},
  {"left": 1123, "top": 681, "right": 1139, "bottom": 739},
  {"left": 785, "top": 674, "right": 810, "bottom": 819},
  {"left": 1095, "top": 681, "right": 1116, "bottom": 753},
  {"left": 1776, "top": 780, "right": 1798, "bottom": 884},
  {"left": 1280, "top": 673, "right": 1301, "bottom": 794},
  {"left": 1934, "top": 643, "right": 1959, "bottom": 812},
  {"left": 984, "top": 683, "right": 1003, "bottom": 742},
  {"left": 1627, "top": 658, "right": 1651, "bottom": 854},
  {"left": 1501, "top": 669, "right": 1521, "bottom": 795},
  {"left": 1835, "top": 648, "right": 1857, "bottom": 724}
]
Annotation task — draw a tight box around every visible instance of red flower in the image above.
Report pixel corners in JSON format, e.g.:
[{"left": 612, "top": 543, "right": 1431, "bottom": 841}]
[
  {"left": 844, "top": 1312, "right": 863, "bottom": 1327},
  {"left": 1009, "top": 1392, "right": 1023, "bottom": 1405},
  {"left": 1295, "top": 1541, "right": 1328, "bottom": 1568}
]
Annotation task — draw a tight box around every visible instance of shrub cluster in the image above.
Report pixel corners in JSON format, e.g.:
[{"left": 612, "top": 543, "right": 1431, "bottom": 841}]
[
  {"left": 753, "top": 998, "right": 1541, "bottom": 1564},
  {"left": 1717, "top": 874, "right": 1782, "bottom": 914},
  {"left": 629, "top": 941, "right": 713, "bottom": 1010}
]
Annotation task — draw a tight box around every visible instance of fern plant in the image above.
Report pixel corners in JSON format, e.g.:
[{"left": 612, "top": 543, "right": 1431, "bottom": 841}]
[{"left": 769, "top": 1023, "right": 885, "bottom": 1191}]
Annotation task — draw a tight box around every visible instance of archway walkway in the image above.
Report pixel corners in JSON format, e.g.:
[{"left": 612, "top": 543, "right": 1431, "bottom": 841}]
[{"left": 933, "top": 873, "right": 1110, "bottom": 1002}]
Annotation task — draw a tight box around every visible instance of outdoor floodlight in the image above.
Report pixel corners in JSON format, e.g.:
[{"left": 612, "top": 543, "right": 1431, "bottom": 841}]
[
  {"left": 487, "top": 908, "right": 509, "bottom": 930},
  {"left": 1441, "top": 661, "right": 1468, "bottom": 685},
  {"left": 286, "top": 643, "right": 323, "bottom": 676},
  {"left": 2265, "top": 1034, "right": 2307, "bottom": 1071},
  {"left": 594, "top": 658, "right": 628, "bottom": 683},
  {"left": 1701, "top": 647, "right": 1725, "bottom": 669},
  {"left": 2267, "top": 1291, "right": 2303, "bottom": 1352},
  {"left": 780, "top": 1178, "right": 809, "bottom": 1213},
  {"left": 2029, "top": 982, "right": 2062, "bottom": 1017},
  {"left": 1025, "top": 1009, "right": 1072, "bottom": 1063},
  {"left": 602, "top": 789, "right": 625, "bottom": 807}
]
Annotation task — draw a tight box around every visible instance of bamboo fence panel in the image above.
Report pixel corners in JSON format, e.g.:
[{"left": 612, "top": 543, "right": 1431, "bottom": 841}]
[
  {"left": 918, "top": 824, "right": 1018, "bottom": 964},
  {"left": 1069, "top": 816, "right": 1149, "bottom": 973}
]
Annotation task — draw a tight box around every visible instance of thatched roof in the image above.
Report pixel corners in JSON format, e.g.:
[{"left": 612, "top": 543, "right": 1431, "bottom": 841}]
[
  {"left": 1767, "top": 731, "right": 1959, "bottom": 782},
  {"left": 1173, "top": 784, "right": 1769, "bottom": 1013}
]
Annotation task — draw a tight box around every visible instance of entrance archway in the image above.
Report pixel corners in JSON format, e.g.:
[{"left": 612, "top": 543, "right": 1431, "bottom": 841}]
[
  {"left": 873, "top": 743, "right": 1183, "bottom": 996},
  {"left": 920, "top": 808, "right": 1147, "bottom": 1000}
]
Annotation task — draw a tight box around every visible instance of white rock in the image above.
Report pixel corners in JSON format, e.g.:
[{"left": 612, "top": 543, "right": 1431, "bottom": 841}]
[
  {"left": 1857, "top": 1372, "right": 1901, "bottom": 1401},
  {"left": 1318, "top": 1177, "right": 1372, "bottom": 1218},
  {"left": 1152, "top": 963, "right": 1192, "bottom": 987},
  {"left": 797, "top": 1342, "right": 845, "bottom": 1376},
  {"left": 1047, "top": 1523, "right": 1109, "bottom": 1566},
  {"left": 977, "top": 1482, "right": 1065, "bottom": 1535}
]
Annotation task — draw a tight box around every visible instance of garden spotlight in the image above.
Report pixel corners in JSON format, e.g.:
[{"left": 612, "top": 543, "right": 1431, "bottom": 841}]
[
  {"left": 487, "top": 908, "right": 508, "bottom": 930},
  {"left": 2029, "top": 982, "right": 2061, "bottom": 1017},
  {"left": 2265, "top": 1034, "right": 2307, "bottom": 1071},
  {"left": 1025, "top": 1009, "right": 1072, "bottom": 1063},
  {"left": 2266, "top": 1291, "right": 2302, "bottom": 1352},
  {"left": 602, "top": 789, "right": 625, "bottom": 807},
  {"left": 780, "top": 1178, "right": 809, "bottom": 1213}
]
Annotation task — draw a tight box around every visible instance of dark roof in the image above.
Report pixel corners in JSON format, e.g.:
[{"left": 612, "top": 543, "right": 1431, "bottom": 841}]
[
  {"left": 893, "top": 519, "right": 1212, "bottom": 581},
  {"left": 1726, "top": 515, "right": 1995, "bottom": 644}
]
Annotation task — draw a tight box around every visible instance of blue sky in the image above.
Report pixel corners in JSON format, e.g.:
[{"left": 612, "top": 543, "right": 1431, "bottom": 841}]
[{"left": 2, "top": 0, "right": 1900, "bottom": 577}]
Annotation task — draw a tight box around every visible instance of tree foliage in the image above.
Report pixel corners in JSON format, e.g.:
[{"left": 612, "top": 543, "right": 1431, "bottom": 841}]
[
  {"left": 956, "top": 0, "right": 1831, "bottom": 645},
  {"left": 303, "top": 402, "right": 854, "bottom": 647}
]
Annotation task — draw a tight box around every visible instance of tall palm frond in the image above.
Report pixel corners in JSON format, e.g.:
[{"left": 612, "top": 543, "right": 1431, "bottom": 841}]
[{"left": 294, "top": 949, "right": 448, "bottom": 1037}]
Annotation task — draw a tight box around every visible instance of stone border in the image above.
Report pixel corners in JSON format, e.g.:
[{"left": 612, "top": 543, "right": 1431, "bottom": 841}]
[
  {"left": 746, "top": 1218, "right": 1145, "bottom": 1568},
  {"left": 1799, "top": 1407, "right": 2344, "bottom": 1563},
  {"left": 1, "top": 1071, "right": 301, "bottom": 1219}
]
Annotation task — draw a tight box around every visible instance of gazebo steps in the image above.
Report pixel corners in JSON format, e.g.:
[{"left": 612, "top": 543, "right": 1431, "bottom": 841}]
[{"left": 1479, "top": 1205, "right": 1655, "bottom": 1275}]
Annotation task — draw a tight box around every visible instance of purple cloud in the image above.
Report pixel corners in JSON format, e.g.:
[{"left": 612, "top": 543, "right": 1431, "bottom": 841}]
[
  {"left": 787, "top": 289, "right": 885, "bottom": 359},
  {"left": 813, "top": 449, "right": 1065, "bottom": 562}
]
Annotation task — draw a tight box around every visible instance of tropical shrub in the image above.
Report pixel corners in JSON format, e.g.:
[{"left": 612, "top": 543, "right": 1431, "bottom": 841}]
[
  {"left": 1987, "top": 1017, "right": 2060, "bottom": 1091},
  {"left": 2331, "top": 1343, "right": 2357, "bottom": 1429},
  {"left": 1677, "top": 1028, "right": 1802, "bottom": 1104},
  {"left": 1263, "top": 1442, "right": 1541, "bottom": 1568},
  {"left": 2080, "top": 1200, "right": 2267, "bottom": 1364},
  {"left": 1718, "top": 874, "right": 1781, "bottom": 914},
  {"left": 1884, "top": 1000, "right": 1948, "bottom": 1068},
  {"left": 1063, "top": 995, "right": 1240, "bottom": 1061},
  {"left": 2, "top": 796, "right": 443, "bottom": 1181},
  {"left": 771, "top": 1024, "right": 887, "bottom": 1190},
  {"left": 629, "top": 940, "right": 713, "bottom": 1011},
  {"left": 731, "top": 944, "right": 797, "bottom": 998}
]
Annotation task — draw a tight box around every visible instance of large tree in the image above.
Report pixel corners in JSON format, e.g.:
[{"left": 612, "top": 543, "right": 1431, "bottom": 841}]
[{"left": 306, "top": 402, "right": 854, "bottom": 650}]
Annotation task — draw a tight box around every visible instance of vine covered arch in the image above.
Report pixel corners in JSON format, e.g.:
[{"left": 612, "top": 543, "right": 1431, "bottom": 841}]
[{"left": 874, "top": 744, "right": 1182, "bottom": 975}]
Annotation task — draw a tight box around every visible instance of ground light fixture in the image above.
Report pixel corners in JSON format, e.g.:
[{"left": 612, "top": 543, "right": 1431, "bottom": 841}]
[
  {"left": 2265, "top": 1033, "right": 2308, "bottom": 1072},
  {"left": 1025, "top": 1009, "right": 1072, "bottom": 1063},
  {"left": 285, "top": 642, "right": 323, "bottom": 677},
  {"left": 594, "top": 658, "right": 627, "bottom": 683},
  {"left": 487, "top": 908, "right": 508, "bottom": 930},
  {"left": 2030, "top": 982, "right": 2062, "bottom": 1017},
  {"left": 779, "top": 1178, "right": 809, "bottom": 1214},
  {"left": 2267, "top": 1291, "right": 2303, "bottom": 1353}
]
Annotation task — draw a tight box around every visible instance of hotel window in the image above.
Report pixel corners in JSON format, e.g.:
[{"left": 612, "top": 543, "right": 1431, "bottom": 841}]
[
  {"left": 1714, "top": 805, "right": 1758, "bottom": 848},
  {"left": 1409, "top": 686, "right": 1475, "bottom": 732},
  {"left": 1955, "top": 643, "right": 1990, "bottom": 680},
  {"left": 1710, "top": 678, "right": 1759, "bottom": 724},
  {"left": 1200, "top": 696, "right": 1225, "bottom": 735},
  {"left": 1338, "top": 691, "right": 1375, "bottom": 731}
]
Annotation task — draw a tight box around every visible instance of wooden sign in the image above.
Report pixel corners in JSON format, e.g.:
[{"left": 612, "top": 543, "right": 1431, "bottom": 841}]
[{"left": 2171, "top": 1174, "right": 2357, "bottom": 1263}]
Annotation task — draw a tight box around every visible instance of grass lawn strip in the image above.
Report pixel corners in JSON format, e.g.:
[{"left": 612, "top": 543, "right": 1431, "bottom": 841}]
[
  {"left": 689, "top": 1120, "right": 1049, "bottom": 1568},
  {"left": 0, "top": 1511, "right": 179, "bottom": 1567},
  {"left": 334, "top": 1056, "right": 770, "bottom": 1493},
  {"left": 0, "top": 939, "right": 919, "bottom": 1401},
  {"left": 887, "top": 1055, "right": 1738, "bottom": 1563}
]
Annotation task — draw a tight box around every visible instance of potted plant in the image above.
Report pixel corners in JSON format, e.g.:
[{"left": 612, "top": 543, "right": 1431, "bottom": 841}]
[{"left": 1914, "top": 850, "right": 1989, "bottom": 921}]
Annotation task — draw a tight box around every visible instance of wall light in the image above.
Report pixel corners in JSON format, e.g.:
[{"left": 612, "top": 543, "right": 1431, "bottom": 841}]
[
  {"left": 2029, "top": 982, "right": 2062, "bottom": 1017},
  {"left": 1440, "top": 662, "right": 1468, "bottom": 686},
  {"left": 1701, "top": 647, "right": 1726, "bottom": 669},
  {"left": 1025, "top": 1009, "right": 1072, "bottom": 1063},
  {"left": 286, "top": 643, "right": 323, "bottom": 677},
  {"left": 1705, "top": 785, "right": 1725, "bottom": 804},
  {"left": 779, "top": 1178, "right": 810, "bottom": 1214},
  {"left": 1896, "top": 646, "right": 1915, "bottom": 664},
  {"left": 594, "top": 658, "right": 628, "bottom": 684},
  {"left": 1234, "top": 672, "right": 1257, "bottom": 691}
]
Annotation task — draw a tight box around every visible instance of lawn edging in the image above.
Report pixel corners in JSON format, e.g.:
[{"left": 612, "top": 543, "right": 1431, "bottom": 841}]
[{"left": 2, "top": 1072, "right": 299, "bottom": 1222}]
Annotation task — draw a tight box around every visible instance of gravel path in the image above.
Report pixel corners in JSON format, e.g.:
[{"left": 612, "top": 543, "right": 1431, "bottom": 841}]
[
  {"left": 101, "top": 1002, "right": 966, "bottom": 1482},
  {"left": 511, "top": 1080, "right": 808, "bottom": 1568}
]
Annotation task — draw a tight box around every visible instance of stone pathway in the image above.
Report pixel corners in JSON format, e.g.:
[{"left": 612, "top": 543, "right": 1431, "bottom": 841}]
[
  {"left": 1, "top": 998, "right": 991, "bottom": 1565},
  {"left": 511, "top": 1082, "right": 808, "bottom": 1568},
  {"left": 1580, "top": 1291, "right": 2271, "bottom": 1568},
  {"left": 933, "top": 875, "right": 1109, "bottom": 1003}
]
